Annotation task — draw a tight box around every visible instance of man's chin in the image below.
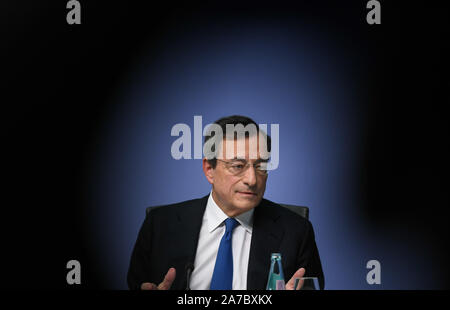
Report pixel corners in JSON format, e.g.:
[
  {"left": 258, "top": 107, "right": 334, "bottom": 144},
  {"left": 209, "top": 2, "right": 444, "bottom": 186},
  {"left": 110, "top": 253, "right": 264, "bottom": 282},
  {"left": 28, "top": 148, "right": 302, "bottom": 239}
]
[{"left": 234, "top": 196, "right": 262, "bottom": 209}]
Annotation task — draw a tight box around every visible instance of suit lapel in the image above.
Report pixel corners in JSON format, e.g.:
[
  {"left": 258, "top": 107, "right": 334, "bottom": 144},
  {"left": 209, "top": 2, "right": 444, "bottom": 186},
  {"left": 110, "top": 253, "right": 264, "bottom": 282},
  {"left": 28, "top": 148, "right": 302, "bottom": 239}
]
[{"left": 247, "top": 200, "right": 285, "bottom": 290}]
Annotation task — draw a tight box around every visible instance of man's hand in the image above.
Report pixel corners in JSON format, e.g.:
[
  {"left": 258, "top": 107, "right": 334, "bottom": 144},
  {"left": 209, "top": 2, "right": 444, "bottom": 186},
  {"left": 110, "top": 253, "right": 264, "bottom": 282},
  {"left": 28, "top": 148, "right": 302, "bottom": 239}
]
[
  {"left": 286, "top": 267, "right": 305, "bottom": 290},
  {"left": 140, "top": 267, "right": 176, "bottom": 290}
]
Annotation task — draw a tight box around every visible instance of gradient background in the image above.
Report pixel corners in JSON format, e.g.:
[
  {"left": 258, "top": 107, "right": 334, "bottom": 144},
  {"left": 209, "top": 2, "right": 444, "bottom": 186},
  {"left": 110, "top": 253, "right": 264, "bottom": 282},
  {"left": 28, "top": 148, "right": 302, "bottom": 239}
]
[{"left": 1, "top": 1, "right": 448, "bottom": 289}]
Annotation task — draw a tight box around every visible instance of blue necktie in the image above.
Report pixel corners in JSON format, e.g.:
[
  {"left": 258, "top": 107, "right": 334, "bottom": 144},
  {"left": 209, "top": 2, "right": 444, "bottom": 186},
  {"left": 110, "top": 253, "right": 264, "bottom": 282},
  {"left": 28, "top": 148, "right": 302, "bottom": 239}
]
[{"left": 210, "top": 218, "right": 239, "bottom": 290}]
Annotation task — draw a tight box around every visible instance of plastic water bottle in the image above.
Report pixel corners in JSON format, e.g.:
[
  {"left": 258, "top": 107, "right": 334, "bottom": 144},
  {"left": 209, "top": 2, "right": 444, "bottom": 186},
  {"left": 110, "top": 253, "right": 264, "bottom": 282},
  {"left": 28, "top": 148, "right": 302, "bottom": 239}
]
[{"left": 266, "top": 253, "right": 286, "bottom": 290}]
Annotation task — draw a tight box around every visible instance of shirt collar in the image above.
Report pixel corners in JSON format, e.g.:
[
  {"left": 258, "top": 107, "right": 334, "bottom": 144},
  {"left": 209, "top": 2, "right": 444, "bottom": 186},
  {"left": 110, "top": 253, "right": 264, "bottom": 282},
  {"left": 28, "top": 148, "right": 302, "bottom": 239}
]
[{"left": 206, "top": 192, "right": 254, "bottom": 234}]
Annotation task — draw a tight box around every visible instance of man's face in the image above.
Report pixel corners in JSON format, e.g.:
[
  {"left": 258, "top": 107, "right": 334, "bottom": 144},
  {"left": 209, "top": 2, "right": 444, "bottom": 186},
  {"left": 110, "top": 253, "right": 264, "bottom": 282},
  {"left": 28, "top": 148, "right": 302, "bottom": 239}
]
[{"left": 203, "top": 134, "right": 269, "bottom": 217}]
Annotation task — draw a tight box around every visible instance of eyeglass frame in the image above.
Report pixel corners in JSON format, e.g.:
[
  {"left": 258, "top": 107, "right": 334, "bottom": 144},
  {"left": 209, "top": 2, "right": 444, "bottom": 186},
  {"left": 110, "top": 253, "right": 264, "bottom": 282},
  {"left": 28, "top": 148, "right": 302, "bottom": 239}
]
[{"left": 216, "top": 159, "right": 269, "bottom": 176}]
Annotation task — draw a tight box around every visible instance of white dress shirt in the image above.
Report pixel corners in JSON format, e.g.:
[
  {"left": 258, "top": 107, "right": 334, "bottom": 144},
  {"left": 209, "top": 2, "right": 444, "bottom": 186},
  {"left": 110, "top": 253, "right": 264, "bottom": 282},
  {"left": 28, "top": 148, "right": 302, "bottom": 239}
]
[{"left": 189, "top": 193, "right": 254, "bottom": 290}]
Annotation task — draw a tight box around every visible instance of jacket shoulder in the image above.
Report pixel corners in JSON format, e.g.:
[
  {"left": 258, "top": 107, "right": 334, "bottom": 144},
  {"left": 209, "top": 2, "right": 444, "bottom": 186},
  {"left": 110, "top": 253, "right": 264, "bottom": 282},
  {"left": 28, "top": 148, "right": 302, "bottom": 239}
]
[{"left": 146, "top": 196, "right": 208, "bottom": 218}]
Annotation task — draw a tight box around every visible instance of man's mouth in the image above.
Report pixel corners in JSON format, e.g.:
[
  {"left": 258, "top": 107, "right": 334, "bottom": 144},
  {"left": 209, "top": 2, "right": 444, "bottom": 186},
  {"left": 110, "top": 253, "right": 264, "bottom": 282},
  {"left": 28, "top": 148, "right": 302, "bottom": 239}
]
[{"left": 237, "top": 191, "right": 257, "bottom": 196}]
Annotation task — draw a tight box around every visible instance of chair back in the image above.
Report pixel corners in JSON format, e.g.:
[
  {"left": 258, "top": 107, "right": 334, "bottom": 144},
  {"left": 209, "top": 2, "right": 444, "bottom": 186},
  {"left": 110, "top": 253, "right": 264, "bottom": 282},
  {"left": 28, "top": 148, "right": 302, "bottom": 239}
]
[{"left": 279, "top": 204, "right": 309, "bottom": 219}]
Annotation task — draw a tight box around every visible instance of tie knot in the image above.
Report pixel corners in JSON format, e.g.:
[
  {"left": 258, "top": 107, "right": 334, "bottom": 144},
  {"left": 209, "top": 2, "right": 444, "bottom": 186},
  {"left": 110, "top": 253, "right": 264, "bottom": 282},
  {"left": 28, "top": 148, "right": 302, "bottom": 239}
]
[{"left": 224, "top": 218, "right": 239, "bottom": 233}]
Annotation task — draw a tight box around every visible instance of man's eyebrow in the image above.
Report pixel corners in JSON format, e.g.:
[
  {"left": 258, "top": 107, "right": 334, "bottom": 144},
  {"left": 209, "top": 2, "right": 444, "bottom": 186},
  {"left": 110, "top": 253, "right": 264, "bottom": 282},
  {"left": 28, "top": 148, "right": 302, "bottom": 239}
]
[
  {"left": 229, "top": 158, "right": 269, "bottom": 163},
  {"left": 230, "top": 158, "right": 247, "bottom": 162}
]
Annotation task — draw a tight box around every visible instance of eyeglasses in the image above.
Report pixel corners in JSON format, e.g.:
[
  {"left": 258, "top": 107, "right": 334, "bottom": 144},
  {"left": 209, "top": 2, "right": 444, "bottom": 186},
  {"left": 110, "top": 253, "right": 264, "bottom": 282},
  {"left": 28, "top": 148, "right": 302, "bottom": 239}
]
[{"left": 217, "top": 159, "right": 268, "bottom": 176}]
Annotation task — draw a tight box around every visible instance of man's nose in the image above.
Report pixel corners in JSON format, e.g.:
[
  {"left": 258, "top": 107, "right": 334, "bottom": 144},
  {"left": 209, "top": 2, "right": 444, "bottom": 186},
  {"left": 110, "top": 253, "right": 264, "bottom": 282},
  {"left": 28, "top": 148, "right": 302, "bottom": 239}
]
[{"left": 242, "top": 165, "right": 257, "bottom": 187}]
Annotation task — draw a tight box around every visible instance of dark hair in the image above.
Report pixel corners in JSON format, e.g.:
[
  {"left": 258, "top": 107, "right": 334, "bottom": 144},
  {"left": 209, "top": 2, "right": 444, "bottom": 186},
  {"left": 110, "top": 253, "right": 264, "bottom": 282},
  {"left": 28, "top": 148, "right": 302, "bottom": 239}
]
[{"left": 204, "top": 115, "right": 271, "bottom": 168}]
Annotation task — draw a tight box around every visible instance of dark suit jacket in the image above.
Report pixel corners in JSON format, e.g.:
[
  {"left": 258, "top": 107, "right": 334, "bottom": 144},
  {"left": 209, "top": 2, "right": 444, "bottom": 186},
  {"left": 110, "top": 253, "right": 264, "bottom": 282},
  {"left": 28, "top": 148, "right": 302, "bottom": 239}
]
[{"left": 127, "top": 195, "right": 325, "bottom": 290}]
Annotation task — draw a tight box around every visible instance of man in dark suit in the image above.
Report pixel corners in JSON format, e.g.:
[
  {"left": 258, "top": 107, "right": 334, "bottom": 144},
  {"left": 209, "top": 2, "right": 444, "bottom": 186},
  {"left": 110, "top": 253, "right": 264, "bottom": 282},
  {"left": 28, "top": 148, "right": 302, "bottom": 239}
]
[{"left": 128, "top": 115, "right": 324, "bottom": 290}]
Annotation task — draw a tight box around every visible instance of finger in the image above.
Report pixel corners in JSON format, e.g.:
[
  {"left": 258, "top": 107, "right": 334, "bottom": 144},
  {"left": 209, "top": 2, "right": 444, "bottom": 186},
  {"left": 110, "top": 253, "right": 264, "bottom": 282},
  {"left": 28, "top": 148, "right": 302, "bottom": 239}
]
[
  {"left": 157, "top": 267, "right": 177, "bottom": 290},
  {"left": 141, "top": 282, "right": 157, "bottom": 290},
  {"left": 286, "top": 267, "right": 306, "bottom": 290}
]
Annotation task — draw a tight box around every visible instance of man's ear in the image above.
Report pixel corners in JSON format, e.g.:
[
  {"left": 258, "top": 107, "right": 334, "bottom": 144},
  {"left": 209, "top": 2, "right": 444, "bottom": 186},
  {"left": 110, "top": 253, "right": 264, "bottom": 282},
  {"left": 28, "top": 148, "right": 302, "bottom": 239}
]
[{"left": 202, "top": 158, "right": 214, "bottom": 185}]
